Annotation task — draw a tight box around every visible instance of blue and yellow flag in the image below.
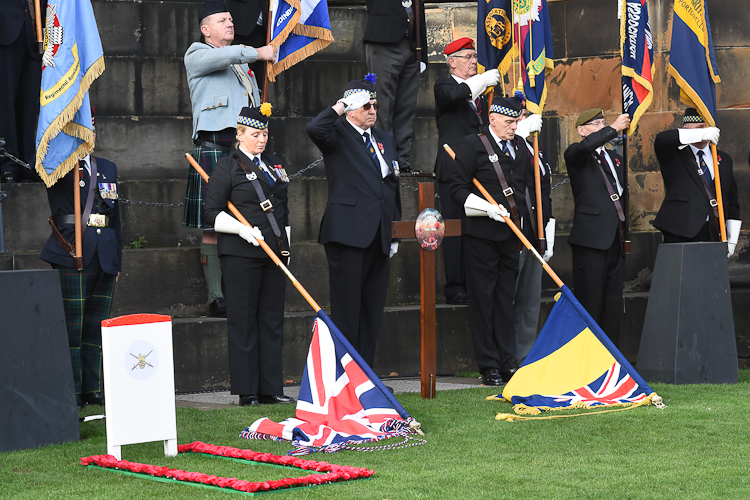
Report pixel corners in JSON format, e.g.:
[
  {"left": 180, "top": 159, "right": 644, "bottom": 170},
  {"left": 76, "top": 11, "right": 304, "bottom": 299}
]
[
  {"left": 515, "top": 0, "right": 554, "bottom": 114},
  {"left": 477, "top": 0, "right": 515, "bottom": 76},
  {"left": 267, "top": 0, "right": 334, "bottom": 82},
  {"left": 620, "top": 0, "right": 654, "bottom": 135},
  {"left": 490, "top": 286, "right": 661, "bottom": 418},
  {"left": 35, "top": 0, "right": 104, "bottom": 187},
  {"left": 667, "top": 0, "right": 720, "bottom": 126}
]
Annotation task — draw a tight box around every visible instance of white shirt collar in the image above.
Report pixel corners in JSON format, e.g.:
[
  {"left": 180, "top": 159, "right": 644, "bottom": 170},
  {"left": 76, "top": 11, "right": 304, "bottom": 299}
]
[
  {"left": 689, "top": 143, "right": 711, "bottom": 158},
  {"left": 346, "top": 118, "right": 371, "bottom": 137}
]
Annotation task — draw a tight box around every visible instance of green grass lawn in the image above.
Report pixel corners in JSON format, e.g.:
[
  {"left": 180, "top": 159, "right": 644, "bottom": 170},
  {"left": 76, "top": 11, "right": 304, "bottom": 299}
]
[{"left": 2, "top": 371, "right": 750, "bottom": 499}]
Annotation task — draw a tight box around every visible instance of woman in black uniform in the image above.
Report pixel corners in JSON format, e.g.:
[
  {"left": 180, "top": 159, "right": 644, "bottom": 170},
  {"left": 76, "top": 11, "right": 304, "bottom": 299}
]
[{"left": 204, "top": 104, "right": 294, "bottom": 406}]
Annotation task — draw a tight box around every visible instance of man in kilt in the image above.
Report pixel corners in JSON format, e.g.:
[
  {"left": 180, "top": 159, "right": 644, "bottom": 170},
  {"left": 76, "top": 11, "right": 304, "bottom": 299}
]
[{"left": 183, "top": 0, "right": 275, "bottom": 317}]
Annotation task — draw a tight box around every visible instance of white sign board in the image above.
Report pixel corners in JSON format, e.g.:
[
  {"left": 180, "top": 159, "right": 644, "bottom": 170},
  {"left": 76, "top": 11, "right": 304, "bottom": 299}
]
[{"left": 101, "top": 314, "right": 177, "bottom": 460}]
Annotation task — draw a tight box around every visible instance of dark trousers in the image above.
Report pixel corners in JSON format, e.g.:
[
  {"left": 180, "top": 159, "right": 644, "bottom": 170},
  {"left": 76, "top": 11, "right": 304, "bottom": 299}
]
[
  {"left": 365, "top": 38, "right": 420, "bottom": 167},
  {"left": 221, "top": 254, "right": 286, "bottom": 396},
  {"left": 54, "top": 252, "right": 116, "bottom": 394},
  {"left": 0, "top": 33, "right": 42, "bottom": 178},
  {"left": 324, "top": 234, "right": 391, "bottom": 368},
  {"left": 570, "top": 233, "right": 624, "bottom": 347},
  {"left": 661, "top": 220, "right": 718, "bottom": 243},
  {"left": 437, "top": 178, "right": 465, "bottom": 298},
  {"left": 463, "top": 234, "right": 519, "bottom": 373}
]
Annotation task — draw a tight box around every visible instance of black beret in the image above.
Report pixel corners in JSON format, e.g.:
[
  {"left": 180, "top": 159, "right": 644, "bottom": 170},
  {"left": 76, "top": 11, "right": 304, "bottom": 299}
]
[
  {"left": 490, "top": 95, "right": 523, "bottom": 118},
  {"left": 683, "top": 107, "right": 705, "bottom": 124},
  {"left": 198, "top": 0, "right": 228, "bottom": 22}
]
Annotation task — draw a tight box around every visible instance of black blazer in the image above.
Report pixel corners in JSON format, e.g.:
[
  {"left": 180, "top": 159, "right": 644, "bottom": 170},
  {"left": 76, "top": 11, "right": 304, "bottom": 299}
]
[
  {"left": 40, "top": 158, "right": 122, "bottom": 275},
  {"left": 520, "top": 140, "right": 553, "bottom": 241},
  {"left": 434, "top": 75, "right": 488, "bottom": 182},
  {"left": 363, "top": 0, "right": 428, "bottom": 65},
  {"left": 306, "top": 107, "right": 402, "bottom": 255},
  {"left": 450, "top": 128, "right": 528, "bottom": 242},
  {"left": 652, "top": 130, "right": 739, "bottom": 238},
  {"left": 204, "top": 148, "right": 289, "bottom": 258},
  {"left": 0, "top": 0, "right": 45, "bottom": 57},
  {"left": 564, "top": 126, "right": 627, "bottom": 250}
]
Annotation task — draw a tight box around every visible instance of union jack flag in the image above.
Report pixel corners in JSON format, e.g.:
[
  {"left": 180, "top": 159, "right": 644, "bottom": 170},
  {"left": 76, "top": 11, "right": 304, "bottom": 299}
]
[
  {"left": 490, "top": 285, "right": 659, "bottom": 414},
  {"left": 241, "top": 315, "right": 419, "bottom": 455}
]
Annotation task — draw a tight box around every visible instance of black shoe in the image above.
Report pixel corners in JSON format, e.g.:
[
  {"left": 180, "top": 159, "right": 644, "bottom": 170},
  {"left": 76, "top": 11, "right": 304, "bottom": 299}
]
[
  {"left": 239, "top": 394, "right": 259, "bottom": 406},
  {"left": 76, "top": 394, "right": 85, "bottom": 411},
  {"left": 499, "top": 368, "right": 517, "bottom": 384},
  {"left": 258, "top": 394, "right": 295, "bottom": 405},
  {"left": 481, "top": 368, "right": 503, "bottom": 386},
  {"left": 82, "top": 392, "right": 105, "bottom": 406},
  {"left": 446, "top": 292, "right": 469, "bottom": 305},
  {"left": 209, "top": 298, "right": 226, "bottom": 317}
]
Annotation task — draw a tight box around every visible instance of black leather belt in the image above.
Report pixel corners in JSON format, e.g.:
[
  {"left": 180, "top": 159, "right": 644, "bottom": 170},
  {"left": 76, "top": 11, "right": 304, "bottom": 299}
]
[
  {"left": 53, "top": 214, "right": 114, "bottom": 228},
  {"left": 194, "top": 139, "right": 230, "bottom": 154}
]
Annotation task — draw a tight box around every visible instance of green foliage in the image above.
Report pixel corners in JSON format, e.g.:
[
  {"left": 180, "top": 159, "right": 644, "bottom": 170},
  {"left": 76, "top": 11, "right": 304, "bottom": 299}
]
[
  {"left": 123, "top": 236, "right": 148, "bottom": 249},
  {"left": 2, "top": 372, "right": 750, "bottom": 499}
]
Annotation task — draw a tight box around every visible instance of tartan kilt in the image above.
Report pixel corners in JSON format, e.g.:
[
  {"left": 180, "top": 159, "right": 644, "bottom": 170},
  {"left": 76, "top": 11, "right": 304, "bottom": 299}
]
[{"left": 183, "top": 129, "right": 235, "bottom": 229}]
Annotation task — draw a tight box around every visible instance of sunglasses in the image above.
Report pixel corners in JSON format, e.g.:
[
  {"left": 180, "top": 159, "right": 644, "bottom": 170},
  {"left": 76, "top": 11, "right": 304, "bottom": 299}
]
[{"left": 362, "top": 102, "right": 379, "bottom": 111}]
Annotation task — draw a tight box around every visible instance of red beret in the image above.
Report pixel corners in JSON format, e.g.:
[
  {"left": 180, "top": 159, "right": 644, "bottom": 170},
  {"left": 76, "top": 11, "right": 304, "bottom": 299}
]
[{"left": 444, "top": 38, "right": 475, "bottom": 56}]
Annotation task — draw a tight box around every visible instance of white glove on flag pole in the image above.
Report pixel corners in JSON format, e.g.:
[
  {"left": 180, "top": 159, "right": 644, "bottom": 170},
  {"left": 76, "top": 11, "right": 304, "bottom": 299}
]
[
  {"left": 214, "top": 211, "right": 264, "bottom": 246},
  {"left": 464, "top": 193, "right": 508, "bottom": 223},
  {"left": 678, "top": 127, "right": 720, "bottom": 145}
]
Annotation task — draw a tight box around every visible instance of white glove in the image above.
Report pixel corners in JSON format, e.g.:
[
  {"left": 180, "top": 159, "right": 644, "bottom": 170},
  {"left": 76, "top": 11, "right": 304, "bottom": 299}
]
[
  {"left": 678, "top": 127, "right": 720, "bottom": 145},
  {"left": 285, "top": 226, "right": 291, "bottom": 264},
  {"left": 486, "top": 204, "right": 509, "bottom": 222},
  {"left": 464, "top": 69, "right": 500, "bottom": 100},
  {"left": 239, "top": 225, "right": 264, "bottom": 246},
  {"left": 543, "top": 218, "right": 555, "bottom": 262},
  {"left": 515, "top": 114, "right": 543, "bottom": 140},
  {"left": 726, "top": 219, "right": 741, "bottom": 257},
  {"left": 337, "top": 90, "right": 371, "bottom": 112},
  {"left": 389, "top": 242, "right": 399, "bottom": 258},
  {"left": 464, "top": 193, "right": 493, "bottom": 217},
  {"left": 213, "top": 211, "right": 245, "bottom": 234}
]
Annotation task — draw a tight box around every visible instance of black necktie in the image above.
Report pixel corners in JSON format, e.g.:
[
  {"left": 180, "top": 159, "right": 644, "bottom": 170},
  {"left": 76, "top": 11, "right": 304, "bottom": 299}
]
[
  {"left": 697, "top": 151, "right": 712, "bottom": 185},
  {"left": 254, "top": 156, "right": 274, "bottom": 184}
]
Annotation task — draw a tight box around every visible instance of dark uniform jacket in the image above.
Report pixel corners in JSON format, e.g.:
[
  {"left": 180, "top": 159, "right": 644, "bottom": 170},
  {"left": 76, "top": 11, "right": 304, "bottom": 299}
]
[
  {"left": 652, "top": 129, "right": 739, "bottom": 238},
  {"left": 564, "top": 126, "right": 626, "bottom": 250},
  {"left": 434, "top": 75, "right": 488, "bottom": 182},
  {"left": 0, "top": 0, "right": 45, "bottom": 53},
  {"left": 306, "top": 107, "right": 402, "bottom": 255},
  {"left": 520, "top": 140, "right": 552, "bottom": 242},
  {"left": 227, "top": 0, "right": 266, "bottom": 47},
  {"left": 40, "top": 158, "right": 122, "bottom": 275},
  {"left": 363, "top": 0, "right": 427, "bottom": 65},
  {"left": 204, "top": 147, "right": 289, "bottom": 258},
  {"left": 450, "top": 128, "right": 528, "bottom": 242}
]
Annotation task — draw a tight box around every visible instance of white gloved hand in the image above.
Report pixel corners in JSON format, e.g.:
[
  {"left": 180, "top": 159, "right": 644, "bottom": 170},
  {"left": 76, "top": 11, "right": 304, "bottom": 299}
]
[
  {"left": 464, "top": 69, "right": 500, "bottom": 100},
  {"left": 678, "top": 126, "right": 720, "bottom": 145},
  {"left": 515, "top": 114, "right": 543, "bottom": 140},
  {"left": 285, "top": 226, "right": 291, "bottom": 264},
  {"left": 389, "top": 242, "right": 399, "bottom": 258},
  {"left": 543, "top": 218, "right": 556, "bottom": 262},
  {"left": 486, "top": 204, "right": 509, "bottom": 222},
  {"left": 213, "top": 211, "right": 245, "bottom": 234},
  {"left": 464, "top": 193, "right": 493, "bottom": 217},
  {"left": 239, "top": 225, "right": 264, "bottom": 246},
  {"left": 726, "top": 219, "right": 741, "bottom": 257},
  {"left": 337, "top": 90, "right": 371, "bottom": 112}
]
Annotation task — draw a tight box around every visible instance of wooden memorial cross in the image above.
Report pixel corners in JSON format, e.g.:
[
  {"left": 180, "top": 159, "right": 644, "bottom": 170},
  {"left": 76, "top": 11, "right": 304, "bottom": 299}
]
[{"left": 391, "top": 180, "right": 461, "bottom": 399}]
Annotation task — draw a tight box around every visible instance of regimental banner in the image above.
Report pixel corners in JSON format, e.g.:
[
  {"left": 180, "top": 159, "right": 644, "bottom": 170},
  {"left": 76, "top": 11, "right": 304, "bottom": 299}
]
[
  {"left": 267, "top": 0, "right": 334, "bottom": 82},
  {"left": 477, "top": 0, "right": 515, "bottom": 76},
  {"left": 35, "top": 0, "right": 104, "bottom": 187},
  {"left": 620, "top": 0, "right": 654, "bottom": 135},
  {"left": 667, "top": 0, "right": 721, "bottom": 125},
  {"left": 514, "top": 0, "right": 554, "bottom": 114}
]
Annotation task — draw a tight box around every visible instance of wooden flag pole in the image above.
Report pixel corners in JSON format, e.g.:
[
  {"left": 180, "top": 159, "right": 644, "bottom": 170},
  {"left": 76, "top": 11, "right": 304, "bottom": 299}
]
[
  {"left": 711, "top": 143, "right": 727, "bottom": 242},
  {"left": 532, "top": 132, "right": 545, "bottom": 252},
  {"left": 73, "top": 165, "right": 83, "bottom": 270},
  {"left": 443, "top": 144, "right": 564, "bottom": 288},
  {"left": 185, "top": 153, "right": 323, "bottom": 312},
  {"left": 261, "top": 1, "right": 274, "bottom": 103},
  {"left": 413, "top": 0, "right": 422, "bottom": 63},
  {"left": 34, "top": 0, "right": 44, "bottom": 54}
]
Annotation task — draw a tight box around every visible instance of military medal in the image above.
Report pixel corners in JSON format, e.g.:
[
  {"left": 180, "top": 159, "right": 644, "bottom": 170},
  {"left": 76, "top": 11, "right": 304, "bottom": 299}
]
[
  {"left": 274, "top": 165, "right": 290, "bottom": 183},
  {"left": 392, "top": 160, "right": 400, "bottom": 176},
  {"left": 98, "top": 183, "right": 118, "bottom": 200},
  {"left": 79, "top": 180, "right": 85, "bottom": 187}
]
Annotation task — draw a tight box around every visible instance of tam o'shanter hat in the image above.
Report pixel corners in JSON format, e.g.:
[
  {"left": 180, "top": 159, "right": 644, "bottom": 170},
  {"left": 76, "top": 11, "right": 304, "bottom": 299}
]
[
  {"left": 444, "top": 37, "right": 475, "bottom": 56},
  {"left": 575, "top": 108, "right": 604, "bottom": 127},
  {"left": 198, "top": 0, "right": 228, "bottom": 22},
  {"left": 238, "top": 103, "right": 272, "bottom": 130},
  {"left": 490, "top": 93, "right": 523, "bottom": 118},
  {"left": 344, "top": 73, "right": 377, "bottom": 100},
  {"left": 683, "top": 107, "right": 705, "bottom": 124}
]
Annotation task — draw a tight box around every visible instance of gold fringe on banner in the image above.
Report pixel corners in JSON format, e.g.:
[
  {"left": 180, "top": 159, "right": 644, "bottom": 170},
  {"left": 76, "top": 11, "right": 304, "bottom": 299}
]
[{"left": 493, "top": 393, "right": 666, "bottom": 422}]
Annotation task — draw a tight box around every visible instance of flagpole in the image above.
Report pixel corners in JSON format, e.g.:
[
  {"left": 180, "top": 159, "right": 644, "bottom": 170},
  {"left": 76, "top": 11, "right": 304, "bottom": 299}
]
[
  {"left": 34, "top": 0, "right": 44, "bottom": 54},
  {"left": 413, "top": 0, "right": 422, "bottom": 63},
  {"left": 73, "top": 165, "right": 84, "bottom": 271},
  {"left": 185, "top": 153, "right": 323, "bottom": 312},
  {"left": 711, "top": 143, "right": 727, "bottom": 242},
  {"left": 262, "top": 0, "right": 273, "bottom": 103},
  {"left": 443, "top": 144, "right": 563, "bottom": 288}
]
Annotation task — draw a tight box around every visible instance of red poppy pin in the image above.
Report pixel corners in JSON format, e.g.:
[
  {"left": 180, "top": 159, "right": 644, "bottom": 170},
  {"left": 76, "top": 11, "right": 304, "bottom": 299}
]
[
  {"left": 717, "top": 154, "right": 722, "bottom": 163},
  {"left": 248, "top": 69, "right": 254, "bottom": 77},
  {"left": 614, "top": 158, "right": 621, "bottom": 166},
  {"left": 377, "top": 142, "right": 385, "bottom": 154}
]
